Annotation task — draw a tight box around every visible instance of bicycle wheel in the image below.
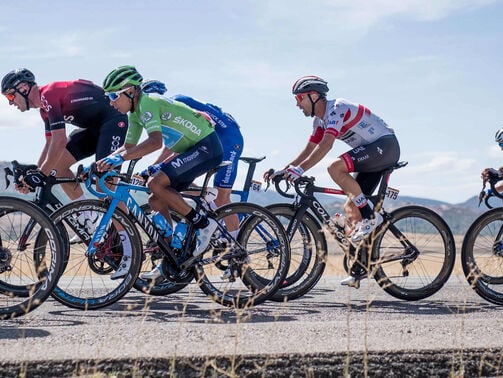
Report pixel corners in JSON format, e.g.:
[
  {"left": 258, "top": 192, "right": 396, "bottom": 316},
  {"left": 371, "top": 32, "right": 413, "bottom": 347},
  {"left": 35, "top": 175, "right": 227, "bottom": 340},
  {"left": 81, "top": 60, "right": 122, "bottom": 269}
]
[
  {"left": 0, "top": 196, "right": 64, "bottom": 319},
  {"left": 372, "top": 205, "right": 455, "bottom": 300},
  {"left": 195, "top": 203, "right": 290, "bottom": 308},
  {"left": 49, "top": 200, "right": 143, "bottom": 310},
  {"left": 133, "top": 204, "right": 194, "bottom": 296},
  {"left": 265, "top": 204, "right": 327, "bottom": 301},
  {"left": 461, "top": 208, "right": 503, "bottom": 305}
]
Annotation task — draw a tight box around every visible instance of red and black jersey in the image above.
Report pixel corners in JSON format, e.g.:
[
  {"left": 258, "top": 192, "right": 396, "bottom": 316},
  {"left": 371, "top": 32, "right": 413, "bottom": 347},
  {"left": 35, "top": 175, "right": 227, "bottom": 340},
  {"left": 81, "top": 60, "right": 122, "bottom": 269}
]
[{"left": 39, "top": 80, "right": 122, "bottom": 137}]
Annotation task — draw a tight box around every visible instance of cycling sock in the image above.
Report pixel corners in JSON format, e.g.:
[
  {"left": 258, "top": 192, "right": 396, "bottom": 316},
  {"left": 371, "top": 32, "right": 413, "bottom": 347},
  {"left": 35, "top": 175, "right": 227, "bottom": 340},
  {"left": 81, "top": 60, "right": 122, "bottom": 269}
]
[
  {"left": 359, "top": 204, "right": 374, "bottom": 219},
  {"left": 75, "top": 194, "right": 87, "bottom": 201},
  {"left": 352, "top": 193, "right": 374, "bottom": 219}
]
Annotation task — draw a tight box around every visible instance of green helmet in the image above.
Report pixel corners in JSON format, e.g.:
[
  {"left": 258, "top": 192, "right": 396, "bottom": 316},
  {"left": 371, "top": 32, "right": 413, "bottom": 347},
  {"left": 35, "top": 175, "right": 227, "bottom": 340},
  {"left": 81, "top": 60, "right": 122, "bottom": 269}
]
[{"left": 102, "top": 65, "right": 143, "bottom": 92}]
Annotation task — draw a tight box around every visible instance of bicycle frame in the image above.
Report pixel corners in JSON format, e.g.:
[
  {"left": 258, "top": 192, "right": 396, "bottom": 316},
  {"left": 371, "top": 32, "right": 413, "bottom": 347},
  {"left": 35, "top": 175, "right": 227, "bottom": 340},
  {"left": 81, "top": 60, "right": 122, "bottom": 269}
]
[{"left": 274, "top": 162, "right": 415, "bottom": 266}]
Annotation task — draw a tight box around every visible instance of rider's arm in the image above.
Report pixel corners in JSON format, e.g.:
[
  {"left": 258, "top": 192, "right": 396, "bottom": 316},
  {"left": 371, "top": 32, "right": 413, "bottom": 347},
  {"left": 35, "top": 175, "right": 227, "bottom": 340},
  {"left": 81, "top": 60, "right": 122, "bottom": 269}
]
[
  {"left": 118, "top": 130, "right": 164, "bottom": 162},
  {"left": 298, "top": 133, "right": 336, "bottom": 172},
  {"left": 285, "top": 141, "right": 316, "bottom": 168},
  {"left": 39, "top": 129, "right": 68, "bottom": 175}
]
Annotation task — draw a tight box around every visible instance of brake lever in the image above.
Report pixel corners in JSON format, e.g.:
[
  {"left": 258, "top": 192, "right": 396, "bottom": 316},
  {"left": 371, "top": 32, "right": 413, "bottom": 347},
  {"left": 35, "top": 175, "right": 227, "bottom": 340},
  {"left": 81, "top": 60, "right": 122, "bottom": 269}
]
[
  {"left": 4, "top": 167, "right": 13, "bottom": 189},
  {"left": 264, "top": 168, "right": 275, "bottom": 192}
]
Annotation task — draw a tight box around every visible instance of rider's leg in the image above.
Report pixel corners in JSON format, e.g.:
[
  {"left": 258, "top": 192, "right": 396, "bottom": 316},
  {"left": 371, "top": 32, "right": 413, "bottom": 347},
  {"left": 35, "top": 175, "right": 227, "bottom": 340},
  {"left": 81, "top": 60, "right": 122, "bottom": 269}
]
[{"left": 327, "top": 159, "right": 376, "bottom": 225}]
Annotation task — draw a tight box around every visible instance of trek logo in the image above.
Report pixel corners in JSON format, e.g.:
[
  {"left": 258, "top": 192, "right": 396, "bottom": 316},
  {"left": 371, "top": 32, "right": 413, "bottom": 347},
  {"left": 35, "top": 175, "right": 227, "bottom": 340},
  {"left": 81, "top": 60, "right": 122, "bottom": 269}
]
[{"left": 174, "top": 116, "right": 202, "bottom": 136}]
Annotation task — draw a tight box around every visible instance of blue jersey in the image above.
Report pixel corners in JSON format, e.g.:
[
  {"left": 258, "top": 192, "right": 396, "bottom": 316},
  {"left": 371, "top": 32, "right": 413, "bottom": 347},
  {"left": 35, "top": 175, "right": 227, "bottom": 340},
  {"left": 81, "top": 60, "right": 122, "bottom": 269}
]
[
  {"left": 171, "top": 95, "right": 241, "bottom": 136},
  {"left": 171, "top": 94, "right": 244, "bottom": 189}
]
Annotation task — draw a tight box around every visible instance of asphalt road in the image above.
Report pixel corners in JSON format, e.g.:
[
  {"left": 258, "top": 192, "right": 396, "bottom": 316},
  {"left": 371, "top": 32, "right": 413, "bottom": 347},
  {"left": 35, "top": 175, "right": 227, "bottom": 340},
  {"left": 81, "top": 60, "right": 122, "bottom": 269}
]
[{"left": 1, "top": 274, "right": 503, "bottom": 377}]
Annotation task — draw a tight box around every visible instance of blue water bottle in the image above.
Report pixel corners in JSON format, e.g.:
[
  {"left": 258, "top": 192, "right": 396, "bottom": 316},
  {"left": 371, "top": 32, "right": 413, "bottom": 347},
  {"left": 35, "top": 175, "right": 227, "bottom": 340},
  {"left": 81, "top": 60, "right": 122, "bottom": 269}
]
[
  {"left": 152, "top": 212, "right": 172, "bottom": 238},
  {"left": 171, "top": 221, "right": 187, "bottom": 249}
]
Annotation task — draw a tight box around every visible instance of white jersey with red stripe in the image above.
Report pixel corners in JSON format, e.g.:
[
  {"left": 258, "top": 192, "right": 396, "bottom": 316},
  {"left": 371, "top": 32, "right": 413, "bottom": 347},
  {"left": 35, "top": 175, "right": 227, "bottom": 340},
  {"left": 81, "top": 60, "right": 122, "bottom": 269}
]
[{"left": 309, "top": 98, "right": 394, "bottom": 148}]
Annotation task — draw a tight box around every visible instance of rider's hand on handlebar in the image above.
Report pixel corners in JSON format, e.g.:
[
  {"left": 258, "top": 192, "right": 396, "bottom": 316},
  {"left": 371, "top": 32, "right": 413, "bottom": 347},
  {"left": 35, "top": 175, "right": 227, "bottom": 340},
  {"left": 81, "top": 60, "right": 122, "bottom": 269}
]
[
  {"left": 96, "top": 154, "right": 124, "bottom": 172},
  {"left": 285, "top": 165, "right": 304, "bottom": 182},
  {"left": 19, "top": 169, "right": 47, "bottom": 192}
]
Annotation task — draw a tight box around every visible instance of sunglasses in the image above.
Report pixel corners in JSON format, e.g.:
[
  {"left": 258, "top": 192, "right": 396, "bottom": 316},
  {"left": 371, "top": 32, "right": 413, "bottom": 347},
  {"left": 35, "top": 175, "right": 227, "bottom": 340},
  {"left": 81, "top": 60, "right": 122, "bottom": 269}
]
[
  {"left": 4, "top": 91, "right": 16, "bottom": 102},
  {"left": 105, "top": 86, "right": 133, "bottom": 102}
]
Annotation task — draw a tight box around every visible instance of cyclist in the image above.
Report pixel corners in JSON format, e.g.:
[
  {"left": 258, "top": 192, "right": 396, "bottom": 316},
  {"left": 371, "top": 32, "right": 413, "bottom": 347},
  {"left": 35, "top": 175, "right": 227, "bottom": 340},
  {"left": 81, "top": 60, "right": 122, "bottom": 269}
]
[
  {"left": 264, "top": 75, "right": 400, "bottom": 286},
  {"left": 140, "top": 80, "right": 244, "bottom": 240},
  {"left": 96, "top": 66, "right": 223, "bottom": 281},
  {"left": 481, "top": 127, "right": 503, "bottom": 193},
  {"left": 1, "top": 68, "right": 128, "bottom": 248}
]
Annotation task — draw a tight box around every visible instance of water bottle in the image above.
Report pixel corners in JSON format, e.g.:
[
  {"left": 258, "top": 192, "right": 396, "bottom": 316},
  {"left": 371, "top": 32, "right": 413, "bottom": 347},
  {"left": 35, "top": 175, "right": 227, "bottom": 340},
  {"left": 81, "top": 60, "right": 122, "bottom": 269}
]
[
  {"left": 152, "top": 212, "right": 172, "bottom": 238},
  {"left": 171, "top": 221, "right": 187, "bottom": 249}
]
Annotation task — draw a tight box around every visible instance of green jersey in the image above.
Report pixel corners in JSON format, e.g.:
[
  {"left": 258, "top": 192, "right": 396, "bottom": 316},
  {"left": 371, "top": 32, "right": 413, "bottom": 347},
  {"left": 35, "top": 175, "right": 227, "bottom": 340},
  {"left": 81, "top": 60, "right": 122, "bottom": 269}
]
[{"left": 126, "top": 93, "right": 215, "bottom": 153}]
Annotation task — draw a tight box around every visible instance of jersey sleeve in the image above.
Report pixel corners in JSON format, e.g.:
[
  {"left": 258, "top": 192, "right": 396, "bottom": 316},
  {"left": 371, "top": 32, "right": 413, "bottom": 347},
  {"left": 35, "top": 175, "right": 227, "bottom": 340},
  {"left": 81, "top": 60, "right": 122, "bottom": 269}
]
[
  {"left": 40, "top": 87, "right": 66, "bottom": 132},
  {"left": 309, "top": 118, "right": 325, "bottom": 144}
]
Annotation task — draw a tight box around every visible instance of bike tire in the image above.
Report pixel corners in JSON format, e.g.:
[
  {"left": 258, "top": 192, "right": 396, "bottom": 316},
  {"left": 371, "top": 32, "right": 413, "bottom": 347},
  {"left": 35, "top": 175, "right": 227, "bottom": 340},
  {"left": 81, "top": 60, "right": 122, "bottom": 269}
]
[
  {"left": 372, "top": 205, "right": 455, "bottom": 301},
  {"left": 265, "top": 204, "right": 327, "bottom": 301},
  {"left": 195, "top": 202, "right": 290, "bottom": 308},
  {"left": 49, "top": 200, "right": 143, "bottom": 310},
  {"left": 461, "top": 207, "right": 503, "bottom": 305},
  {"left": 0, "top": 196, "right": 64, "bottom": 319}
]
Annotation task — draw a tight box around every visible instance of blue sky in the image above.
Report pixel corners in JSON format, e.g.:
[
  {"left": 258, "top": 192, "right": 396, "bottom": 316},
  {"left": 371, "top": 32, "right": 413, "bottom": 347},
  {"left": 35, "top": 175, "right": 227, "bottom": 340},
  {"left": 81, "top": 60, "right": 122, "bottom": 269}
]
[{"left": 0, "top": 0, "right": 502, "bottom": 203}]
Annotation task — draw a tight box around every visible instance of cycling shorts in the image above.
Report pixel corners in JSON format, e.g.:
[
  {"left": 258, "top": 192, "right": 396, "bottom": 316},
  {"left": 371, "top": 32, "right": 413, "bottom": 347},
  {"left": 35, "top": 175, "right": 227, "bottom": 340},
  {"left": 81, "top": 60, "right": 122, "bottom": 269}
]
[
  {"left": 340, "top": 134, "right": 400, "bottom": 195},
  {"left": 66, "top": 114, "right": 128, "bottom": 161},
  {"left": 213, "top": 128, "right": 244, "bottom": 189},
  {"left": 159, "top": 132, "right": 224, "bottom": 191}
]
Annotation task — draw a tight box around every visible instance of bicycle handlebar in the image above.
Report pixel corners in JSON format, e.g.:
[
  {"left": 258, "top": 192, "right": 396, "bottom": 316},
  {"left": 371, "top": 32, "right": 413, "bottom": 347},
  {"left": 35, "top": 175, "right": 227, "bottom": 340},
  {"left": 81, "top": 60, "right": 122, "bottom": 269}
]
[
  {"left": 78, "top": 159, "right": 144, "bottom": 198},
  {"left": 479, "top": 172, "right": 503, "bottom": 208},
  {"left": 264, "top": 169, "right": 295, "bottom": 199}
]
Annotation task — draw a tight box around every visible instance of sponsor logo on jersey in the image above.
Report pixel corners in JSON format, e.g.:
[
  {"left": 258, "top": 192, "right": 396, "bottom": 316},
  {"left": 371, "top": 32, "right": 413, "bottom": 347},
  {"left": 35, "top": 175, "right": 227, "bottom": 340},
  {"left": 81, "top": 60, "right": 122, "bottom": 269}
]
[
  {"left": 70, "top": 97, "right": 94, "bottom": 103},
  {"left": 63, "top": 115, "right": 75, "bottom": 123},
  {"left": 117, "top": 121, "right": 126, "bottom": 128},
  {"left": 357, "top": 154, "right": 369, "bottom": 162},
  {"left": 40, "top": 95, "right": 52, "bottom": 112},
  {"left": 141, "top": 111, "right": 153, "bottom": 123},
  {"left": 170, "top": 150, "right": 200, "bottom": 168},
  {"left": 377, "top": 147, "right": 383, "bottom": 155},
  {"left": 352, "top": 146, "right": 365, "bottom": 154},
  {"left": 161, "top": 112, "right": 172, "bottom": 121},
  {"left": 111, "top": 135, "right": 122, "bottom": 152},
  {"left": 357, "top": 121, "right": 370, "bottom": 129},
  {"left": 173, "top": 116, "right": 202, "bottom": 136}
]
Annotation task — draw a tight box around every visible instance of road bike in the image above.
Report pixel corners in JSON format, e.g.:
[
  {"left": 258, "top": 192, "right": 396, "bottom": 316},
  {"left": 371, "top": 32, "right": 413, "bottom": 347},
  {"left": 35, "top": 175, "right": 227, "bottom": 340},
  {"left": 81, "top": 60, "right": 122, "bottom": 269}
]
[
  {"left": 136, "top": 155, "right": 269, "bottom": 296},
  {"left": 461, "top": 171, "right": 503, "bottom": 305},
  {"left": 0, "top": 196, "right": 65, "bottom": 319},
  {"left": 264, "top": 161, "right": 456, "bottom": 301},
  {"left": 46, "top": 160, "right": 290, "bottom": 309}
]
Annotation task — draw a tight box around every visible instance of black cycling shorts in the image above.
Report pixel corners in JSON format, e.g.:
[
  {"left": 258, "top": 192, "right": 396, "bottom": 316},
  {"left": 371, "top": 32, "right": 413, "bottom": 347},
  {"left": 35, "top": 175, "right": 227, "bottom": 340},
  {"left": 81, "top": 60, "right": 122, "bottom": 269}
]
[
  {"left": 159, "top": 132, "right": 224, "bottom": 191},
  {"left": 66, "top": 113, "right": 128, "bottom": 161},
  {"left": 340, "top": 134, "right": 401, "bottom": 195}
]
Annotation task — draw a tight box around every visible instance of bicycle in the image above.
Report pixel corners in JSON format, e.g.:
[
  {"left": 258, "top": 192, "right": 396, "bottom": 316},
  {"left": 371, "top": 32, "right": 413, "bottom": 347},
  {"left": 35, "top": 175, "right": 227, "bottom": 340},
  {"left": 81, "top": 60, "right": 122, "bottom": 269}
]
[
  {"left": 46, "top": 161, "right": 290, "bottom": 309},
  {"left": 264, "top": 161, "right": 456, "bottom": 301},
  {"left": 0, "top": 195, "right": 65, "bottom": 319},
  {"left": 461, "top": 171, "right": 503, "bottom": 305}
]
